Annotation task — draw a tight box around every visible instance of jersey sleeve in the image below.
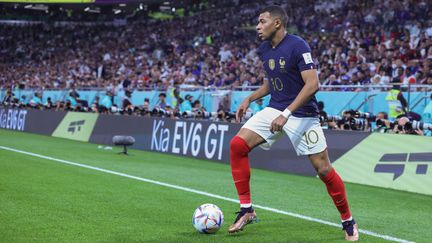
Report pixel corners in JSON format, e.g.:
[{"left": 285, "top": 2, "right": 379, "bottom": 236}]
[{"left": 294, "top": 40, "right": 316, "bottom": 72}]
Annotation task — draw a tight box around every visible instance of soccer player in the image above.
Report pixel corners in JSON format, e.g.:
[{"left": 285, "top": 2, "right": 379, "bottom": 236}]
[{"left": 228, "top": 5, "right": 359, "bottom": 241}]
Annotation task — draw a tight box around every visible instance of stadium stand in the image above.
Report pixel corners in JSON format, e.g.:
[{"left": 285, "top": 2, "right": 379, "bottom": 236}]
[{"left": 0, "top": 0, "right": 431, "bottom": 134}]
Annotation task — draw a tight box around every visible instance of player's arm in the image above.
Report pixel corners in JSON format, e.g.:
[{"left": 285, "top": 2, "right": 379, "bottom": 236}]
[
  {"left": 277, "top": 40, "right": 318, "bottom": 119},
  {"left": 270, "top": 70, "right": 318, "bottom": 133},
  {"left": 236, "top": 79, "right": 270, "bottom": 122},
  {"left": 286, "top": 69, "right": 319, "bottom": 113}
]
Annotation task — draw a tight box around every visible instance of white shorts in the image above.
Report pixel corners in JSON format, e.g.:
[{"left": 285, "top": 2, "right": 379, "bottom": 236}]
[{"left": 242, "top": 107, "right": 327, "bottom": 155}]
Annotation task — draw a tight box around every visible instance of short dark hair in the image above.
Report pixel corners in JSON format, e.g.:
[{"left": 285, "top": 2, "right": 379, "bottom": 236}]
[{"left": 260, "top": 5, "right": 288, "bottom": 28}]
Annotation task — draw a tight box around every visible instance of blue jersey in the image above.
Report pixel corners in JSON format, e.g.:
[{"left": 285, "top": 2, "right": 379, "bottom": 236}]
[{"left": 258, "top": 34, "right": 319, "bottom": 117}]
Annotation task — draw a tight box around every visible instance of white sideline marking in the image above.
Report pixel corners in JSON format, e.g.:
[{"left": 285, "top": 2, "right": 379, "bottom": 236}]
[{"left": 0, "top": 145, "right": 414, "bottom": 243}]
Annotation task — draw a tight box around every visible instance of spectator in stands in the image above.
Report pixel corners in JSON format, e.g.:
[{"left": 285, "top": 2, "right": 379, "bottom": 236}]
[
  {"left": 1, "top": 0, "right": 430, "bottom": 93},
  {"left": 0, "top": 0, "right": 430, "bottom": 126},
  {"left": 323, "top": 74, "right": 339, "bottom": 86},
  {"left": 421, "top": 72, "right": 432, "bottom": 85},
  {"left": 370, "top": 74, "right": 385, "bottom": 91},
  {"left": 339, "top": 75, "right": 351, "bottom": 91}
]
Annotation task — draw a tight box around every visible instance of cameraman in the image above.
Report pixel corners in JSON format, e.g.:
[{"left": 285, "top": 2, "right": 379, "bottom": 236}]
[
  {"left": 317, "top": 102, "right": 338, "bottom": 130},
  {"left": 180, "top": 94, "right": 193, "bottom": 113},
  {"left": 135, "top": 98, "right": 150, "bottom": 117},
  {"left": 192, "top": 100, "right": 207, "bottom": 120},
  {"left": 336, "top": 110, "right": 368, "bottom": 131},
  {"left": 99, "top": 90, "right": 114, "bottom": 113},
  {"left": 122, "top": 89, "right": 134, "bottom": 115},
  {"left": 155, "top": 93, "right": 167, "bottom": 109},
  {"left": 392, "top": 116, "right": 423, "bottom": 135},
  {"left": 29, "top": 92, "right": 43, "bottom": 109},
  {"left": 2, "top": 90, "right": 15, "bottom": 105},
  {"left": 374, "top": 112, "right": 392, "bottom": 133}
]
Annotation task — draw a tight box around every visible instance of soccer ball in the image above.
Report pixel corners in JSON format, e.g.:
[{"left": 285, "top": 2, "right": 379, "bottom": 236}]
[{"left": 192, "top": 203, "right": 224, "bottom": 234}]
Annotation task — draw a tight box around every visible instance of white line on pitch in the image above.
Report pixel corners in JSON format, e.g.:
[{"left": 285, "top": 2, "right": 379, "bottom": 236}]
[{"left": 0, "top": 145, "right": 414, "bottom": 243}]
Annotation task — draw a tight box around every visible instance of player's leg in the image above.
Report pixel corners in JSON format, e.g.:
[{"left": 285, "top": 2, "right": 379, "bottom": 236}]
[
  {"left": 309, "top": 149, "right": 358, "bottom": 241},
  {"left": 229, "top": 107, "right": 282, "bottom": 233},
  {"left": 283, "top": 117, "right": 358, "bottom": 241},
  {"left": 230, "top": 128, "right": 265, "bottom": 208},
  {"left": 228, "top": 128, "right": 264, "bottom": 233},
  {"left": 309, "top": 149, "right": 351, "bottom": 219}
]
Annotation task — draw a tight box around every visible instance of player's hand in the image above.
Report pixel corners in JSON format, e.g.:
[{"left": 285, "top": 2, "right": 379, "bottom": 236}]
[
  {"left": 415, "top": 129, "right": 424, "bottom": 136},
  {"left": 270, "top": 115, "right": 288, "bottom": 133},
  {"left": 236, "top": 100, "right": 250, "bottom": 122}
]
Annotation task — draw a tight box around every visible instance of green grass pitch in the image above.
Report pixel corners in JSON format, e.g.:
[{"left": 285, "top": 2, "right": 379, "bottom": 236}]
[{"left": 0, "top": 129, "right": 430, "bottom": 242}]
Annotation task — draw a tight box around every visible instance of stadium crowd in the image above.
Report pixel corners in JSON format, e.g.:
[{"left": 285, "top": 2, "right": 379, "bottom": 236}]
[
  {"left": 1, "top": 0, "right": 432, "bottom": 135},
  {"left": 1, "top": 0, "right": 432, "bottom": 93}
]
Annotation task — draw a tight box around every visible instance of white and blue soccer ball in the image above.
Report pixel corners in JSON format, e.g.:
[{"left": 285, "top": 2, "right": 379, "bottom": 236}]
[{"left": 192, "top": 203, "right": 224, "bottom": 234}]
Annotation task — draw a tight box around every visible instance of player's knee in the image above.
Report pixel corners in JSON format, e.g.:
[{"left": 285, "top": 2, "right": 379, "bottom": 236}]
[
  {"left": 316, "top": 165, "right": 332, "bottom": 177},
  {"left": 230, "top": 136, "right": 250, "bottom": 156}
]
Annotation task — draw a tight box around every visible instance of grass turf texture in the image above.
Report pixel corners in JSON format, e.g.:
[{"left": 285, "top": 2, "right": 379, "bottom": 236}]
[{"left": 0, "top": 130, "right": 430, "bottom": 242}]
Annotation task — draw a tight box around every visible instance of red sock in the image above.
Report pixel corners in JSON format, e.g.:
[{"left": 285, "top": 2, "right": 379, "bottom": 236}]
[
  {"left": 320, "top": 168, "right": 351, "bottom": 220},
  {"left": 230, "top": 136, "right": 251, "bottom": 206}
]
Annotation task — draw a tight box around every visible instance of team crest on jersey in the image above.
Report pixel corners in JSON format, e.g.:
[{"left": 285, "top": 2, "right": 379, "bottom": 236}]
[
  {"left": 279, "top": 57, "right": 287, "bottom": 72},
  {"left": 279, "top": 58, "right": 286, "bottom": 68},
  {"left": 269, "top": 59, "right": 275, "bottom": 70}
]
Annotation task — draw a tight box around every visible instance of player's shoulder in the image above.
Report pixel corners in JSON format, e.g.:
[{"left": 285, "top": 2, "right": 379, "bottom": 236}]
[
  {"left": 286, "top": 34, "right": 311, "bottom": 54},
  {"left": 286, "top": 34, "right": 308, "bottom": 46}
]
